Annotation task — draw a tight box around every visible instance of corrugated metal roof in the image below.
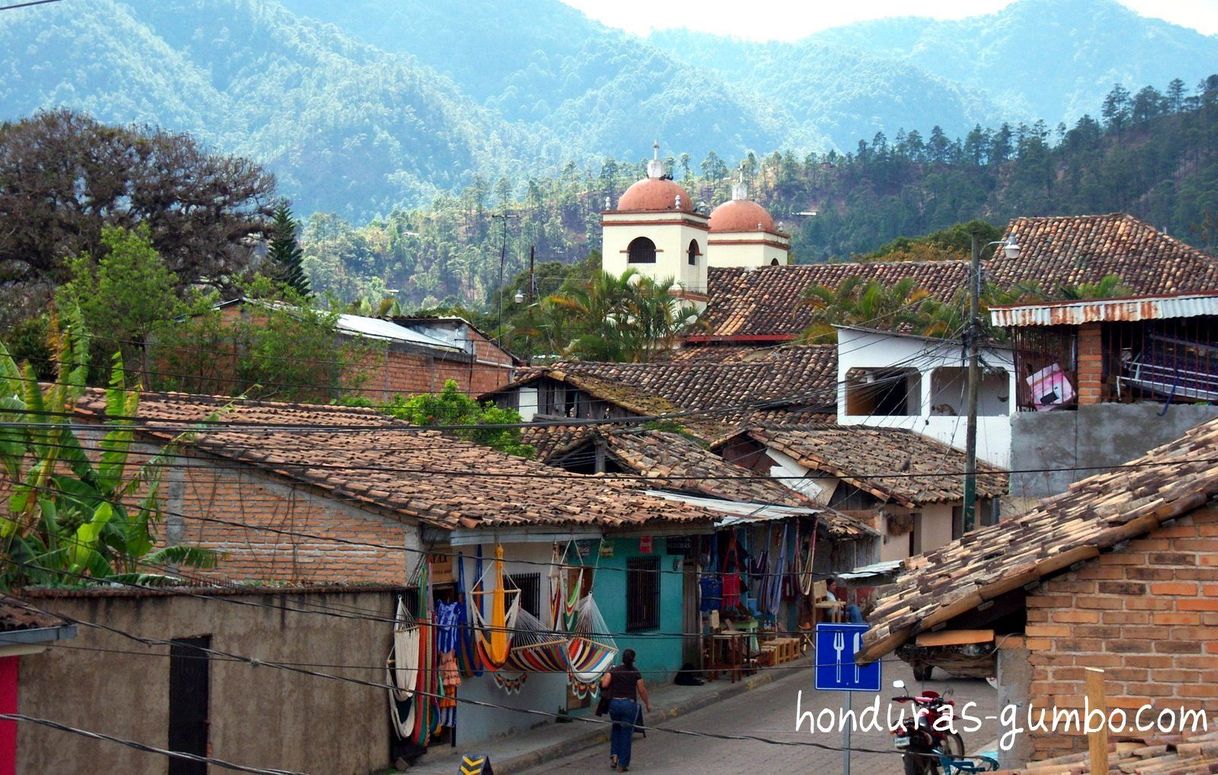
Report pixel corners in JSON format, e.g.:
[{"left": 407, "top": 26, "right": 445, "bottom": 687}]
[
  {"left": 336, "top": 314, "right": 461, "bottom": 350},
  {"left": 989, "top": 292, "right": 1218, "bottom": 328}
]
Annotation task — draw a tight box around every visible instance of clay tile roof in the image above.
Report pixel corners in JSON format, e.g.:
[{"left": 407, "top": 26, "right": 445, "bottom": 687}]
[
  {"left": 709, "top": 199, "right": 775, "bottom": 233},
  {"left": 742, "top": 427, "right": 1008, "bottom": 508},
  {"left": 991, "top": 213, "right": 1218, "bottom": 296},
  {"left": 71, "top": 390, "right": 723, "bottom": 531},
  {"left": 617, "top": 177, "right": 694, "bottom": 213},
  {"left": 1009, "top": 730, "right": 1218, "bottom": 774},
  {"left": 552, "top": 344, "right": 840, "bottom": 426},
  {"left": 697, "top": 261, "right": 969, "bottom": 341},
  {"left": 520, "top": 423, "right": 597, "bottom": 461},
  {"left": 858, "top": 415, "right": 1218, "bottom": 663},
  {"left": 697, "top": 214, "right": 1218, "bottom": 341},
  {"left": 601, "top": 428, "right": 810, "bottom": 507},
  {"left": 521, "top": 424, "right": 873, "bottom": 539},
  {"left": 0, "top": 597, "right": 67, "bottom": 633}
]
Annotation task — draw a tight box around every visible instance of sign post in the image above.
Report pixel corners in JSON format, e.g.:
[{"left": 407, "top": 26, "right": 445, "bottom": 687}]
[{"left": 814, "top": 623, "right": 880, "bottom": 775}]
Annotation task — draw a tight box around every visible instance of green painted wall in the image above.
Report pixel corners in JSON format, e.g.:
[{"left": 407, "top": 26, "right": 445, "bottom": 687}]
[{"left": 595, "top": 536, "right": 685, "bottom": 679}]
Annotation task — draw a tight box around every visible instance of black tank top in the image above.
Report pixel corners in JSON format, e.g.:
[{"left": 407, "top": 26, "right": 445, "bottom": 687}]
[{"left": 607, "top": 665, "right": 641, "bottom": 700}]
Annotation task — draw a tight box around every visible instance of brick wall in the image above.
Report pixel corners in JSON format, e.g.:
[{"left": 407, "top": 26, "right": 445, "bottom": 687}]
[
  {"left": 1076, "top": 323, "right": 1104, "bottom": 405},
  {"left": 164, "top": 450, "right": 422, "bottom": 585},
  {"left": 348, "top": 346, "right": 513, "bottom": 402},
  {"left": 1022, "top": 506, "right": 1218, "bottom": 759}
]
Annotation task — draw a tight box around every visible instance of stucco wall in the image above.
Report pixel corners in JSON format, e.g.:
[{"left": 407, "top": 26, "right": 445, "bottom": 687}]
[
  {"left": 18, "top": 589, "right": 397, "bottom": 775},
  {"left": 1009, "top": 404, "right": 1218, "bottom": 499},
  {"left": 597, "top": 536, "right": 685, "bottom": 680}
]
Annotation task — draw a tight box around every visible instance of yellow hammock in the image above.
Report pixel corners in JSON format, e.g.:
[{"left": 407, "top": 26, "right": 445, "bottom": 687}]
[{"left": 470, "top": 545, "right": 518, "bottom": 670}]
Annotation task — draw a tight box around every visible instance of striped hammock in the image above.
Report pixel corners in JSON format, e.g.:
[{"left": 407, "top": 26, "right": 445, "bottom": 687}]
[
  {"left": 504, "top": 605, "right": 569, "bottom": 674},
  {"left": 565, "top": 593, "right": 617, "bottom": 698}
]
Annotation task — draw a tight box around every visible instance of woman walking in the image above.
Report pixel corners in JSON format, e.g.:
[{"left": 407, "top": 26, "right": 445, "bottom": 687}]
[{"left": 601, "top": 649, "right": 651, "bottom": 772}]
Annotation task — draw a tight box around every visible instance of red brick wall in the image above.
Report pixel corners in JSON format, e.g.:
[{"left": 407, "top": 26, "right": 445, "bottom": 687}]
[
  {"left": 346, "top": 347, "right": 513, "bottom": 402},
  {"left": 1023, "top": 506, "right": 1218, "bottom": 758},
  {"left": 167, "top": 452, "right": 419, "bottom": 585},
  {"left": 1076, "top": 323, "right": 1104, "bottom": 405}
]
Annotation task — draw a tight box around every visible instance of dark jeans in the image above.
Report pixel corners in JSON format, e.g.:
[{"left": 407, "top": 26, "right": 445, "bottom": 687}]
[
  {"left": 845, "top": 604, "right": 865, "bottom": 624},
  {"left": 608, "top": 697, "right": 638, "bottom": 768}
]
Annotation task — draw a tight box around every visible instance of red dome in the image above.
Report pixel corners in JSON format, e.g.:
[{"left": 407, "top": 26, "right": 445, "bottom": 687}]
[
  {"left": 709, "top": 199, "right": 775, "bottom": 232},
  {"left": 618, "top": 178, "right": 694, "bottom": 213}
]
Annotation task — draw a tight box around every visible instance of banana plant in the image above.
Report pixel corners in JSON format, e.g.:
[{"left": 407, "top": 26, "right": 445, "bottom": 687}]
[{"left": 1, "top": 306, "right": 216, "bottom": 590}]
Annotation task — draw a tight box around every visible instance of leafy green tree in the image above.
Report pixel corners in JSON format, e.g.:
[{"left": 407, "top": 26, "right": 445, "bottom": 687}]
[
  {"left": 0, "top": 307, "right": 216, "bottom": 589},
  {"left": 0, "top": 110, "right": 274, "bottom": 311},
  {"left": 266, "top": 203, "right": 311, "bottom": 297},
  {"left": 384, "top": 380, "right": 534, "bottom": 458},
  {"left": 56, "top": 225, "right": 188, "bottom": 385}
]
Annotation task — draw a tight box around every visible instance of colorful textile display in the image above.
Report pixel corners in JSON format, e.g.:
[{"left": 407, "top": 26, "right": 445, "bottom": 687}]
[
  {"left": 455, "top": 554, "right": 482, "bottom": 677},
  {"left": 565, "top": 593, "right": 617, "bottom": 698}
]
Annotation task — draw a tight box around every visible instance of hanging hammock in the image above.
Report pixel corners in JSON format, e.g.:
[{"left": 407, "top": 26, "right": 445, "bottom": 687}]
[
  {"left": 410, "top": 558, "right": 439, "bottom": 748},
  {"left": 565, "top": 592, "right": 618, "bottom": 698},
  {"left": 454, "top": 553, "right": 482, "bottom": 677},
  {"left": 504, "top": 605, "right": 570, "bottom": 674},
  {"left": 761, "top": 523, "right": 787, "bottom": 614},
  {"left": 795, "top": 519, "right": 816, "bottom": 596},
  {"left": 387, "top": 596, "right": 420, "bottom": 739},
  {"left": 469, "top": 545, "right": 522, "bottom": 672}
]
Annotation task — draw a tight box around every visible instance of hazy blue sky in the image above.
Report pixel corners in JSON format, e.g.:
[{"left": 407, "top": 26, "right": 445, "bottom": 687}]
[{"left": 559, "top": 0, "right": 1218, "bottom": 39}]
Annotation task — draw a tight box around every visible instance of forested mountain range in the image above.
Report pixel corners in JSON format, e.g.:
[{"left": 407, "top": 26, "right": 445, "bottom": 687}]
[
  {"left": 2, "top": 0, "right": 1216, "bottom": 219},
  {"left": 297, "top": 80, "right": 1218, "bottom": 313}
]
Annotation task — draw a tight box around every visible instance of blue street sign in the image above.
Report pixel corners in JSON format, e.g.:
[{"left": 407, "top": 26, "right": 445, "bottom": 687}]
[{"left": 814, "top": 623, "right": 881, "bottom": 692}]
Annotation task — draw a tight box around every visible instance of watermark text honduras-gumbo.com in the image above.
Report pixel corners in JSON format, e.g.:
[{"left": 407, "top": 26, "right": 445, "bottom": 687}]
[{"left": 794, "top": 692, "right": 1209, "bottom": 751}]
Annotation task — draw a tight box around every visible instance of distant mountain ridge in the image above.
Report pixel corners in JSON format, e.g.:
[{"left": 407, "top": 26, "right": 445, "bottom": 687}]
[{"left": 1, "top": 0, "right": 1216, "bottom": 217}]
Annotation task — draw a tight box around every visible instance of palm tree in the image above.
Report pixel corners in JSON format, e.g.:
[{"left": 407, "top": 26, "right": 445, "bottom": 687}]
[{"left": 801, "top": 277, "right": 932, "bottom": 343}]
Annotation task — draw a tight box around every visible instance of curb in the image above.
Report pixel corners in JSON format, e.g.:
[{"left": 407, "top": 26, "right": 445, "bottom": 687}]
[{"left": 492, "top": 660, "right": 809, "bottom": 773}]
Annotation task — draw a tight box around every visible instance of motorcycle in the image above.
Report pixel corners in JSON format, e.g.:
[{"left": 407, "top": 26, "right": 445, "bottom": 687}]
[{"left": 890, "top": 679, "right": 965, "bottom": 775}]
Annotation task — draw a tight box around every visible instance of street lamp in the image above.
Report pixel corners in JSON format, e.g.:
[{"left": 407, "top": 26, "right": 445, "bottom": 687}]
[{"left": 962, "top": 231, "right": 1021, "bottom": 533}]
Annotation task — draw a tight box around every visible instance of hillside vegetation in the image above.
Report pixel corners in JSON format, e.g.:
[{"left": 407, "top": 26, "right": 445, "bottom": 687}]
[{"left": 299, "top": 77, "right": 1218, "bottom": 311}]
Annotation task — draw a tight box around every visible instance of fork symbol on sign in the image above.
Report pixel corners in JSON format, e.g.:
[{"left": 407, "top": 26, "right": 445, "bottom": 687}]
[{"left": 833, "top": 631, "right": 845, "bottom": 683}]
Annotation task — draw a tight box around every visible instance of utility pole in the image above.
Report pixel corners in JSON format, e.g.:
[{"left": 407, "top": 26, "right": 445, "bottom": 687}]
[
  {"left": 963, "top": 230, "right": 981, "bottom": 533},
  {"left": 493, "top": 212, "right": 517, "bottom": 342}
]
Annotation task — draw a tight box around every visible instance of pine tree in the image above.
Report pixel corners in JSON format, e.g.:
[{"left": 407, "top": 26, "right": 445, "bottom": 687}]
[{"left": 267, "top": 203, "right": 311, "bottom": 297}]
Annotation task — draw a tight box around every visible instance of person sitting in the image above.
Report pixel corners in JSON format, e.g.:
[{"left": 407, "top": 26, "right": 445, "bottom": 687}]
[{"left": 826, "top": 577, "right": 866, "bottom": 624}]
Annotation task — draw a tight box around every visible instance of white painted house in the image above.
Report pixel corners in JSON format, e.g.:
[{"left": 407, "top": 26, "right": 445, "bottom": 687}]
[{"left": 835, "top": 326, "right": 1017, "bottom": 468}]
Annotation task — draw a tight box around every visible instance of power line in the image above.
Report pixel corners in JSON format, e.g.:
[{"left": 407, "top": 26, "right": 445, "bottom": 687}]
[
  {"left": 14, "top": 598, "right": 907, "bottom": 758},
  {"left": 0, "top": 713, "right": 302, "bottom": 775},
  {"left": 0, "top": 0, "right": 61, "bottom": 9}
]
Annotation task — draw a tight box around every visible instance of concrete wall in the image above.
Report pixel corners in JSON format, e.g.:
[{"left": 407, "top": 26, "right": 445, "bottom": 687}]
[
  {"left": 18, "top": 589, "right": 397, "bottom": 775},
  {"left": 836, "top": 328, "right": 1016, "bottom": 468},
  {"left": 1009, "top": 404, "right": 1218, "bottom": 499},
  {"left": 920, "top": 504, "right": 954, "bottom": 554},
  {"left": 996, "top": 646, "right": 1034, "bottom": 769},
  {"left": 706, "top": 233, "right": 789, "bottom": 268}
]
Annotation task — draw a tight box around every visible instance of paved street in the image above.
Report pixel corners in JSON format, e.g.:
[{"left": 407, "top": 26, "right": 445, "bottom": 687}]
[{"left": 523, "top": 662, "right": 1001, "bottom": 774}]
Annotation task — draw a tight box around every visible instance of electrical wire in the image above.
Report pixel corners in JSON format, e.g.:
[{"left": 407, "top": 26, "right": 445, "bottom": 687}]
[
  {"left": 0, "top": 713, "right": 302, "bottom": 775},
  {"left": 14, "top": 598, "right": 909, "bottom": 758},
  {"left": 0, "top": 0, "right": 61, "bottom": 9}
]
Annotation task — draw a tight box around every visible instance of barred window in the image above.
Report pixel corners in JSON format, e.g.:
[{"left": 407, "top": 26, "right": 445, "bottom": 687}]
[
  {"left": 626, "top": 557, "right": 660, "bottom": 631},
  {"left": 507, "top": 572, "right": 541, "bottom": 618}
]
